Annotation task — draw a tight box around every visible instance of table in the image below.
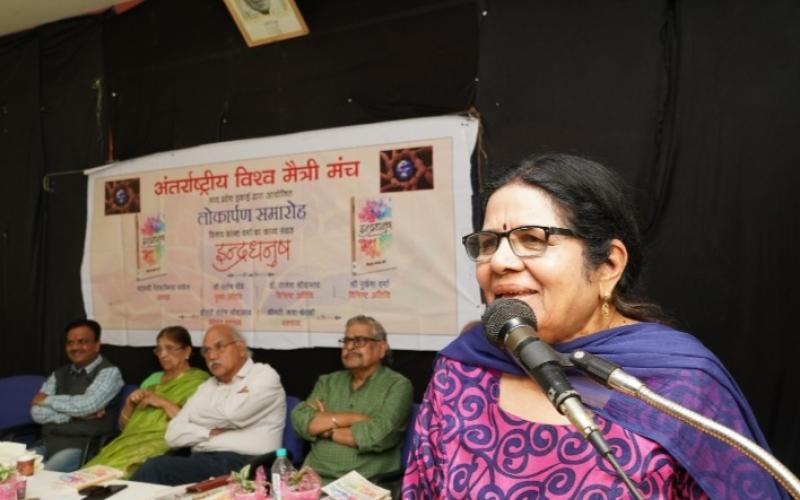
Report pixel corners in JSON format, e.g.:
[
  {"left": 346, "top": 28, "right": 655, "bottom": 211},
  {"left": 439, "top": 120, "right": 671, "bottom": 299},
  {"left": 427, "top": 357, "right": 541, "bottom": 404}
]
[{"left": 23, "top": 470, "right": 172, "bottom": 499}]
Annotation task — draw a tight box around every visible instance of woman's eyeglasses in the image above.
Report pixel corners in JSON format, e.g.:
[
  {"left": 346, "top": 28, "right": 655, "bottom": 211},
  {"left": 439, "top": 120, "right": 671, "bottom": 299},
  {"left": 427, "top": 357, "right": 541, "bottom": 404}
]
[
  {"left": 337, "top": 336, "right": 380, "bottom": 348},
  {"left": 152, "top": 345, "right": 183, "bottom": 356},
  {"left": 462, "top": 225, "right": 577, "bottom": 262}
]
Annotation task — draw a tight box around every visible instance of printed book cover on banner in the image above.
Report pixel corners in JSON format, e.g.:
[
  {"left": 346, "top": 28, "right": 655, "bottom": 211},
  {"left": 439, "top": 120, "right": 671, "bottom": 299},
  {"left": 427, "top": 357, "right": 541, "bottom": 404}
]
[
  {"left": 351, "top": 196, "right": 395, "bottom": 275},
  {"left": 136, "top": 213, "right": 168, "bottom": 281}
]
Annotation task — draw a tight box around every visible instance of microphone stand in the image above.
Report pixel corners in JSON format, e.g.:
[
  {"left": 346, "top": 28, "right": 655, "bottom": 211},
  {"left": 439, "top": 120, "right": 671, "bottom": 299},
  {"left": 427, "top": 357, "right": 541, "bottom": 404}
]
[
  {"left": 569, "top": 350, "right": 800, "bottom": 500},
  {"left": 506, "top": 336, "right": 644, "bottom": 499}
]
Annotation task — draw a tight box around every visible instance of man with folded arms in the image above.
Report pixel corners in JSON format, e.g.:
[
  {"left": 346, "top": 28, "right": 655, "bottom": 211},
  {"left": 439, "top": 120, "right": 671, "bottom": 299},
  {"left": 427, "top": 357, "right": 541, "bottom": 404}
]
[
  {"left": 291, "top": 315, "right": 413, "bottom": 484},
  {"left": 131, "top": 324, "right": 286, "bottom": 485},
  {"left": 30, "top": 319, "right": 124, "bottom": 472}
]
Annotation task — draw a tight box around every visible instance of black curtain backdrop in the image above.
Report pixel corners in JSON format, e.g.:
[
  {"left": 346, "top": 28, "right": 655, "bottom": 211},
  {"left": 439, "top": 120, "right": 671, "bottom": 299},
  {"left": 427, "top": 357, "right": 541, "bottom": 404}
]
[{"left": 1, "top": 0, "right": 798, "bottom": 474}]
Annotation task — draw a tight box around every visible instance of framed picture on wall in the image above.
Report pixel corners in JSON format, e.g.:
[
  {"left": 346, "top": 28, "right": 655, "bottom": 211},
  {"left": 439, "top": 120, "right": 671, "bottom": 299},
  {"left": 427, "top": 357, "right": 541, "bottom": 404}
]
[{"left": 223, "top": 0, "right": 309, "bottom": 47}]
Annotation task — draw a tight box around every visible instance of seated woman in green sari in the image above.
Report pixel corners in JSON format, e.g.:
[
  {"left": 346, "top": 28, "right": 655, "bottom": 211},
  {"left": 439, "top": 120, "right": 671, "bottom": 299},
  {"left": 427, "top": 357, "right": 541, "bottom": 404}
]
[{"left": 84, "top": 326, "right": 209, "bottom": 478}]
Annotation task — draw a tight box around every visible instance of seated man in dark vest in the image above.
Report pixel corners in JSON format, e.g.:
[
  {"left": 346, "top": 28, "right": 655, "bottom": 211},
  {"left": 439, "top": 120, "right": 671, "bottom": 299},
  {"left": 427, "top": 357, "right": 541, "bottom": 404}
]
[{"left": 30, "top": 319, "right": 124, "bottom": 472}]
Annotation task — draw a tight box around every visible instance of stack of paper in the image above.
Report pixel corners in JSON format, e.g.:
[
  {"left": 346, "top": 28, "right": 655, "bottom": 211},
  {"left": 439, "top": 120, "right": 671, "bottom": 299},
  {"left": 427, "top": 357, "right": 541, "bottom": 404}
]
[
  {"left": 56, "top": 464, "right": 124, "bottom": 489},
  {"left": 322, "top": 470, "right": 391, "bottom": 500}
]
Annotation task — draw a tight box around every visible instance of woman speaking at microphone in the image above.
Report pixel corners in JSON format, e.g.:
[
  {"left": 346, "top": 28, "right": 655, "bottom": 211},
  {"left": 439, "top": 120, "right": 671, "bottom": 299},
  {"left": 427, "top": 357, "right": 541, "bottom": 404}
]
[{"left": 401, "top": 154, "right": 784, "bottom": 499}]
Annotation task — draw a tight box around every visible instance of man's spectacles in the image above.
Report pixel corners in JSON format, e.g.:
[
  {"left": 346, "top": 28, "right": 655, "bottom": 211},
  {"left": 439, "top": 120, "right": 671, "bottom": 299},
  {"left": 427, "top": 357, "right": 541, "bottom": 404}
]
[
  {"left": 462, "top": 225, "right": 577, "bottom": 262},
  {"left": 200, "top": 340, "right": 239, "bottom": 357},
  {"left": 153, "top": 345, "right": 182, "bottom": 356},
  {"left": 337, "top": 336, "right": 380, "bottom": 348},
  {"left": 66, "top": 338, "right": 95, "bottom": 347}
]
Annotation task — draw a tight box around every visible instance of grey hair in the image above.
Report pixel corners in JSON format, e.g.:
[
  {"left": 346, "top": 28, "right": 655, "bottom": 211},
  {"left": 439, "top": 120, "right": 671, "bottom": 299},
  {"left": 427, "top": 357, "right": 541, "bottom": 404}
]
[
  {"left": 227, "top": 326, "right": 253, "bottom": 358},
  {"left": 345, "top": 315, "right": 392, "bottom": 365}
]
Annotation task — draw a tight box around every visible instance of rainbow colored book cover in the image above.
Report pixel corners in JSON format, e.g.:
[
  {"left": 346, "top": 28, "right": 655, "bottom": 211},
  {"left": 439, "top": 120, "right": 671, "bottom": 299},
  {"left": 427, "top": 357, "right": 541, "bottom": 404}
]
[
  {"left": 136, "top": 213, "right": 167, "bottom": 281},
  {"left": 351, "top": 196, "right": 395, "bottom": 275}
]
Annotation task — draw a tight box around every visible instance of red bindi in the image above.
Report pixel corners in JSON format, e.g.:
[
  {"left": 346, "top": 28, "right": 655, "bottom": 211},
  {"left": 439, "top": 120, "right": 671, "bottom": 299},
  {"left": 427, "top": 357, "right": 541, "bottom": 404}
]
[{"left": 502, "top": 223, "right": 507, "bottom": 231}]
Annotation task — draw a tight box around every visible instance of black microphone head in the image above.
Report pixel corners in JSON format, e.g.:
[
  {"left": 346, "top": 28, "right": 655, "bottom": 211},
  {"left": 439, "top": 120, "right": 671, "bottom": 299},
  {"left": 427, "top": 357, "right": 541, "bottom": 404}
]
[{"left": 482, "top": 297, "right": 538, "bottom": 347}]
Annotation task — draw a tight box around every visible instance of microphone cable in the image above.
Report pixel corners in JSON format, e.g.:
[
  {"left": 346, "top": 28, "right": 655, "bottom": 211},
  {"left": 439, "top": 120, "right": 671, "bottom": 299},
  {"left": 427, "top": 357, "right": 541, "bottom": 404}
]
[{"left": 585, "top": 431, "right": 644, "bottom": 500}]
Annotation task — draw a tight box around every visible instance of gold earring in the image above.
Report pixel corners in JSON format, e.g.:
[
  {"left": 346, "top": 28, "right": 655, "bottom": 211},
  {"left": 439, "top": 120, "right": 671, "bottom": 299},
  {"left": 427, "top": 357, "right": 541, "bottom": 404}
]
[{"left": 601, "top": 292, "right": 612, "bottom": 318}]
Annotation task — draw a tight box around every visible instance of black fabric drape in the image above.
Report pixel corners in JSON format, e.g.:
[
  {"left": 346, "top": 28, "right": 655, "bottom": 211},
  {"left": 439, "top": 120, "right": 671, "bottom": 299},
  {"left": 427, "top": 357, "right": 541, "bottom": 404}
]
[
  {"left": 104, "top": 0, "right": 478, "bottom": 159},
  {"left": 647, "top": 0, "right": 800, "bottom": 468},
  {"left": 0, "top": 18, "right": 107, "bottom": 375},
  {"left": 40, "top": 18, "right": 109, "bottom": 375},
  {"left": 0, "top": 34, "right": 48, "bottom": 373},
  {"left": 1, "top": 0, "right": 798, "bottom": 477},
  {"left": 476, "top": 1, "right": 669, "bottom": 186},
  {"left": 475, "top": 0, "right": 800, "bottom": 473}
]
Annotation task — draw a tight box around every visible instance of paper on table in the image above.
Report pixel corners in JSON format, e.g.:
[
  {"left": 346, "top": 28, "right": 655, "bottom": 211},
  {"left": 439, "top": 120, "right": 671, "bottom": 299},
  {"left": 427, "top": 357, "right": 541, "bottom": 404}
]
[
  {"left": 150, "top": 484, "right": 232, "bottom": 500},
  {"left": 321, "top": 470, "right": 390, "bottom": 500},
  {"left": 55, "top": 464, "right": 124, "bottom": 489}
]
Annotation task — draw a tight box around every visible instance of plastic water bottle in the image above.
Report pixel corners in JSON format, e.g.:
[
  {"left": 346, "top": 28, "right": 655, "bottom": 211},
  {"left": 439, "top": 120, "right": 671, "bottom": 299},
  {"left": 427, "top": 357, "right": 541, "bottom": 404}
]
[{"left": 270, "top": 447, "right": 295, "bottom": 500}]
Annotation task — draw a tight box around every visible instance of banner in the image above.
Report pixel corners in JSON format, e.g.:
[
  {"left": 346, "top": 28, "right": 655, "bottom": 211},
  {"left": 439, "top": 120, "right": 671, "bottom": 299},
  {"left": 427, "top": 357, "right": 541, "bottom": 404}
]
[{"left": 82, "top": 116, "right": 481, "bottom": 350}]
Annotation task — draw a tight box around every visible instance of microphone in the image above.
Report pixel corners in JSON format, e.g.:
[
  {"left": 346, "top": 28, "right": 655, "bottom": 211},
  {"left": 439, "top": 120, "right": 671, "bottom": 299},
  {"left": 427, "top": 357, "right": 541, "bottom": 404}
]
[
  {"left": 482, "top": 298, "right": 644, "bottom": 499},
  {"left": 482, "top": 299, "right": 607, "bottom": 451}
]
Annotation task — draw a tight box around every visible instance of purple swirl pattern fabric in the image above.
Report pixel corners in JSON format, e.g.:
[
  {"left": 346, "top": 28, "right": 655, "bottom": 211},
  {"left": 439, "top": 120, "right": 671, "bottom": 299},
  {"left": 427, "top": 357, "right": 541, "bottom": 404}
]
[
  {"left": 401, "top": 323, "right": 786, "bottom": 499},
  {"left": 402, "top": 357, "right": 706, "bottom": 499}
]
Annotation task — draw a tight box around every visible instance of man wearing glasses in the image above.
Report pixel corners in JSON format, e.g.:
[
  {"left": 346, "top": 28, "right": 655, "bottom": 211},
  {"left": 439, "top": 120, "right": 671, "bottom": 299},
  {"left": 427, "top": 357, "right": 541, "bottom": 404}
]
[
  {"left": 30, "top": 319, "right": 124, "bottom": 472},
  {"left": 131, "top": 324, "right": 286, "bottom": 485},
  {"left": 291, "top": 315, "right": 413, "bottom": 485}
]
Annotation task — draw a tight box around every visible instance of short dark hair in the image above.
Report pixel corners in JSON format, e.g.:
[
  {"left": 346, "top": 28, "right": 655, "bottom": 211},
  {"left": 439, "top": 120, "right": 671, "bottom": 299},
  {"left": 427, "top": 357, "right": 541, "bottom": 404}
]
[
  {"left": 64, "top": 319, "right": 102, "bottom": 342},
  {"left": 485, "top": 153, "right": 670, "bottom": 324},
  {"left": 156, "top": 325, "right": 193, "bottom": 348}
]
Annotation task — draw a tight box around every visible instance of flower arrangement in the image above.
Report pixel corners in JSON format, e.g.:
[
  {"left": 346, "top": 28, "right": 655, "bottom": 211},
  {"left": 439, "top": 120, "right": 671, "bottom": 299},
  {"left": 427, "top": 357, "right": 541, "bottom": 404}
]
[
  {"left": 0, "top": 465, "right": 15, "bottom": 483},
  {"left": 0, "top": 464, "right": 20, "bottom": 500},
  {"left": 281, "top": 466, "right": 322, "bottom": 500},
  {"left": 229, "top": 464, "right": 268, "bottom": 500}
]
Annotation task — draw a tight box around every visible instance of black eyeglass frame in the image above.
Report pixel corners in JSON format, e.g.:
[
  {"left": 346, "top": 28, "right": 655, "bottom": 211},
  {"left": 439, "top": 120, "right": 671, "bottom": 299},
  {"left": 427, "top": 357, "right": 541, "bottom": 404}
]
[
  {"left": 337, "top": 336, "right": 381, "bottom": 348},
  {"left": 200, "top": 340, "right": 240, "bottom": 357},
  {"left": 461, "top": 225, "right": 577, "bottom": 262}
]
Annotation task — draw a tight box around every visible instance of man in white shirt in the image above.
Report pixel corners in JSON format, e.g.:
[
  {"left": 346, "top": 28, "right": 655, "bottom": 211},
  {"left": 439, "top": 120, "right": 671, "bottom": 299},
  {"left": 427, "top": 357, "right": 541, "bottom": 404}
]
[{"left": 131, "top": 325, "right": 286, "bottom": 485}]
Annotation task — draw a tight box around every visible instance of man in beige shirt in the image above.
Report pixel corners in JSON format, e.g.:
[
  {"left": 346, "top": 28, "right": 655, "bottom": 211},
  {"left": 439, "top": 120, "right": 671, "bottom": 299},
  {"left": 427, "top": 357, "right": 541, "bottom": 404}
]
[{"left": 131, "top": 325, "right": 286, "bottom": 485}]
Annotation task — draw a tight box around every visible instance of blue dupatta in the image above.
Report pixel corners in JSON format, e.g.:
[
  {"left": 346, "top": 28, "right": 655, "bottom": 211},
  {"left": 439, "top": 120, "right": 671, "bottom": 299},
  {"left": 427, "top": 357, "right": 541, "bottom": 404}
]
[{"left": 440, "top": 322, "right": 787, "bottom": 499}]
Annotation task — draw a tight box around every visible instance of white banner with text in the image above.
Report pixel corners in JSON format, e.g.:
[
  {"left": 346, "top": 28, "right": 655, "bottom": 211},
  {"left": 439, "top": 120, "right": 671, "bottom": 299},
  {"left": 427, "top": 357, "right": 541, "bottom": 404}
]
[{"left": 82, "top": 116, "right": 481, "bottom": 350}]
